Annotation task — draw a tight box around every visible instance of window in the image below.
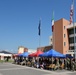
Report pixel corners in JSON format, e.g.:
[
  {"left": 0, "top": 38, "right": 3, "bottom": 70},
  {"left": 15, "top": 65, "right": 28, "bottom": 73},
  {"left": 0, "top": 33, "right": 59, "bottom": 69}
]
[
  {"left": 75, "top": 37, "right": 76, "bottom": 43},
  {"left": 64, "top": 42, "right": 66, "bottom": 46},
  {"left": 69, "top": 46, "right": 74, "bottom": 50},
  {"left": 68, "top": 28, "right": 76, "bottom": 35},
  {"left": 69, "top": 37, "right": 74, "bottom": 43},
  {"left": 64, "top": 34, "right": 66, "bottom": 38},
  {"left": 68, "top": 29, "right": 74, "bottom": 34},
  {"left": 64, "top": 26, "right": 65, "bottom": 29}
]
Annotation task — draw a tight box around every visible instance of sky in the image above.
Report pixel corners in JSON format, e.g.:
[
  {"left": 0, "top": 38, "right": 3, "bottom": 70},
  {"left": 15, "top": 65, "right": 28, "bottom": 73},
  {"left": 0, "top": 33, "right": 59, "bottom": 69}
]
[{"left": 0, "top": 0, "right": 76, "bottom": 53}]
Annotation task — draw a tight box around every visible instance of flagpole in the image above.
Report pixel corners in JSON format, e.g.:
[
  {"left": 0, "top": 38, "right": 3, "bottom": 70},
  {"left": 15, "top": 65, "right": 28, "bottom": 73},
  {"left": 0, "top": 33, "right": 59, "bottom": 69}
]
[
  {"left": 39, "top": 33, "right": 41, "bottom": 50},
  {"left": 51, "top": 11, "right": 54, "bottom": 71},
  {"left": 53, "top": 11, "right": 55, "bottom": 50}
]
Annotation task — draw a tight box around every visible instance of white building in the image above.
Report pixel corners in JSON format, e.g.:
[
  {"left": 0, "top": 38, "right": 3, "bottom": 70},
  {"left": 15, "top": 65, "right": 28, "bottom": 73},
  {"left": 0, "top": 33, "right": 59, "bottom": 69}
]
[
  {"left": 28, "top": 49, "right": 36, "bottom": 54},
  {"left": 0, "top": 50, "right": 13, "bottom": 60}
]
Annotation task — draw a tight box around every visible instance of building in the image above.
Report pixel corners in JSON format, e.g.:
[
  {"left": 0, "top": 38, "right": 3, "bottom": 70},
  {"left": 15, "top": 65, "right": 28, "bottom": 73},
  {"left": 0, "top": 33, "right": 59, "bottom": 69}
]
[
  {"left": 0, "top": 50, "right": 13, "bottom": 60},
  {"left": 37, "top": 45, "right": 52, "bottom": 52},
  {"left": 18, "top": 46, "right": 28, "bottom": 54},
  {"left": 52, "top": 18, "right": 76, "bottom": 56},
  {"left": 28, "top": 49, "right": 36, "bottom": 54},
  {"left": 66, "top": 22, "right": 76, "bottom": 56}
]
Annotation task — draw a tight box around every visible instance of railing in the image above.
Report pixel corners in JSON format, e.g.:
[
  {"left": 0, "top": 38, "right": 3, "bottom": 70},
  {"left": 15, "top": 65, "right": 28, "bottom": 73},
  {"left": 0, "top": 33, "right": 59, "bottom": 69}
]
[{"left": 67, "top": 50, "right": 74, "bottom": 52}]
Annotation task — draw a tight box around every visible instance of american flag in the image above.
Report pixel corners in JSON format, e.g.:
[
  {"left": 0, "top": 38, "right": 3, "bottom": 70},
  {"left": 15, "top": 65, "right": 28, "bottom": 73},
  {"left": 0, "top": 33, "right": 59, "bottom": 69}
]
[{"left": 70, "top": 0, "right": 74, "bottom": 24}]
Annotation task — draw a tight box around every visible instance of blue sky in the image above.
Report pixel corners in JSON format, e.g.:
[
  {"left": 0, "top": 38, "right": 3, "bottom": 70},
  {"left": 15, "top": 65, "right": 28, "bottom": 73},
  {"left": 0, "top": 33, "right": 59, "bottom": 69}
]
[{"left": 0, "top": 0, "right": 76, "bottom": 53}]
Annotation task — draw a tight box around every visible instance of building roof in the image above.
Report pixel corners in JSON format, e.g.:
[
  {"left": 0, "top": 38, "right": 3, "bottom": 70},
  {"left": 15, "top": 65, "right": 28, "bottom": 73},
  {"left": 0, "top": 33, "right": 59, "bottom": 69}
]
[
  {"left": 0, "top": 50, "right": 13, "bottom": 54},
  {"left": 55, "top": 18, "right": 69, "bottom": 23}
]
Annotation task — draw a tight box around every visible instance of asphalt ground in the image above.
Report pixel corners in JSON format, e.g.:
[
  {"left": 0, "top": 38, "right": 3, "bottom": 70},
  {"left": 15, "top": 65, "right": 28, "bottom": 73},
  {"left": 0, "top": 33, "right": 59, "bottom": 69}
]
[{"left": 0, "top": 63, "right": 76, "bottom": 75}]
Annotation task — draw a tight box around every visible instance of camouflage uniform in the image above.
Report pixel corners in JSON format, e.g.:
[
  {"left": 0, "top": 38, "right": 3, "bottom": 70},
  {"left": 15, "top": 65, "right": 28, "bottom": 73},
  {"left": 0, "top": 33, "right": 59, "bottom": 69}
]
[
  {"left": 67, "top": 58, "right": 70, "bottom": 70},
  {"left": 71, "top": 60, "right": 75, "bottom": 71},
  {"left": 64, "top": 59, "right": 67, "bottom": 69},
  {"left": 74, "top": 62, "right": 76, "bottom": 70},
  {"left": 54, "top": 59, "right": 60, "bottom": 70}
]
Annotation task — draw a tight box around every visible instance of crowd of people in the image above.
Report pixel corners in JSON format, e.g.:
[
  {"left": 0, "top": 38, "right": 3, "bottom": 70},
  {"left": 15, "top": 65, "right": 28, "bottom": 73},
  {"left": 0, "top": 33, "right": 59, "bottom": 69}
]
[{"left": 13, "top": 56, "right": 76, "bottom": 71}]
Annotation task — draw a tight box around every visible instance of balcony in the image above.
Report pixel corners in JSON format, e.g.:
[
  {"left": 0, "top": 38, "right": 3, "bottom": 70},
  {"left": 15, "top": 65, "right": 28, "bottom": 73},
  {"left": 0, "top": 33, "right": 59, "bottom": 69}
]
[
  {"left": 69, "top": 43, "right": 76, "bottom": 46},
  {"left": 69, "top": 34, "right": 76, "bottom": 37},
  {"left": 66, "top": 23, "right": 76, "bottom": 29},
  {"left": 66, "top": 50, "right": 74, "bottom": 55},
  {"left": 67, "top": 50, "right": 74, "bottom": 52}
]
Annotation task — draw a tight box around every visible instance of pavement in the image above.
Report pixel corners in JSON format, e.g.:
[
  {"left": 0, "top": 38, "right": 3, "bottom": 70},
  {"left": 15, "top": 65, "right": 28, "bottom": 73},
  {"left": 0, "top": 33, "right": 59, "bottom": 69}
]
[{"left": 0, "top": 62, "right": 76, "bottom": 75}]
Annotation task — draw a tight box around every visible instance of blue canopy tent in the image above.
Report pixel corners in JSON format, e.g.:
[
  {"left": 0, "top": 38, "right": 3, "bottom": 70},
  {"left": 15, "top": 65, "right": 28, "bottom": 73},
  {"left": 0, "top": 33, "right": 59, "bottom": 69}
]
[
  {"left": 39, "top": 49, "right": 65, "bottom": 58},
  {"left": 18, "top": 52, "right": 29, "bottom": 57},
  {"left": 66, "top": 54, "right": 73, "bottom": 58},
  {"left": 39, "top": 52, "right": 48, "bottom": 57}
]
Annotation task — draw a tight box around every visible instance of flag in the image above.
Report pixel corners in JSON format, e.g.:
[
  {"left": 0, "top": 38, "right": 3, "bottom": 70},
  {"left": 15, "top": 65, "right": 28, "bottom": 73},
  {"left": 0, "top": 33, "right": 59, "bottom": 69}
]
[
  {"left": 70, "top": 0, "right": 74, "bottom": 24},
  {"left": 38, "top": 20, "right": 41, "bottom": 36},
  {"left": 52, "top": 11, "right": 54, "bottom": 32}
]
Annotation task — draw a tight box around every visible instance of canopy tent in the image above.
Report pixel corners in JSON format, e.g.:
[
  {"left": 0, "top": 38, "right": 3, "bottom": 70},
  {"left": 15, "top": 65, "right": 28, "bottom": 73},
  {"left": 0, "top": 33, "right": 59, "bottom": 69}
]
[
  {"left": 29, "top": 50, "right": 43, "bottom": 57},
  {"left": 66, "top": 54, "right": 73, "bottom": 58},
  {"left": 18, "top": 52, "right": 29, "bottom": 57},
  {"left": 34, "top": 50, "right": 43, "bottom": 57},
  {"left": 28, "top": 52, "right": 36, "bottom": 57},
  {"left": 39, "top": 49, "right": 65, "bottom": 57},
  {"left": 13, "top": 53, "right": 22, "bottom": 57}
]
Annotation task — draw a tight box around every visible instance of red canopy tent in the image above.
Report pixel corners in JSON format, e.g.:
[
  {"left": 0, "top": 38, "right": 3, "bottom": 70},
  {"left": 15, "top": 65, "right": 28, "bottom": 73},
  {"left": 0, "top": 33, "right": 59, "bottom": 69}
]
[
  {"left": 28, "top": 52, "right": 36, "bottom": 57},
  {"left": 13, "top": 53, "right": 22, "bottom": 57},
  {"left": 29, "top": 50, "right": 43, "bottom": 57},
  {"left": 34, "top": 50, "right": 43, "bottom": 57}
]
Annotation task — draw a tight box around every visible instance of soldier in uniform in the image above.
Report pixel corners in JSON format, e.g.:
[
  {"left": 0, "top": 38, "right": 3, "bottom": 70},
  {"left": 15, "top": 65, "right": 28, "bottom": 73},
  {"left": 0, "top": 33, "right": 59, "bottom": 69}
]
[
  {"left": 54, "top": 58, "right": 60, "bottom": 70},
  {"left": 64, "top": 58, "right": 67, "bottom": 70},
  {"left": 66, "top": 58, "right": 70, "bottom": 70},
  {"left": 74, "top": 61, "right": 76, "bottom": 71},
  {"left": 71, "top": 58, "right": 75, "bottom": 71}
]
